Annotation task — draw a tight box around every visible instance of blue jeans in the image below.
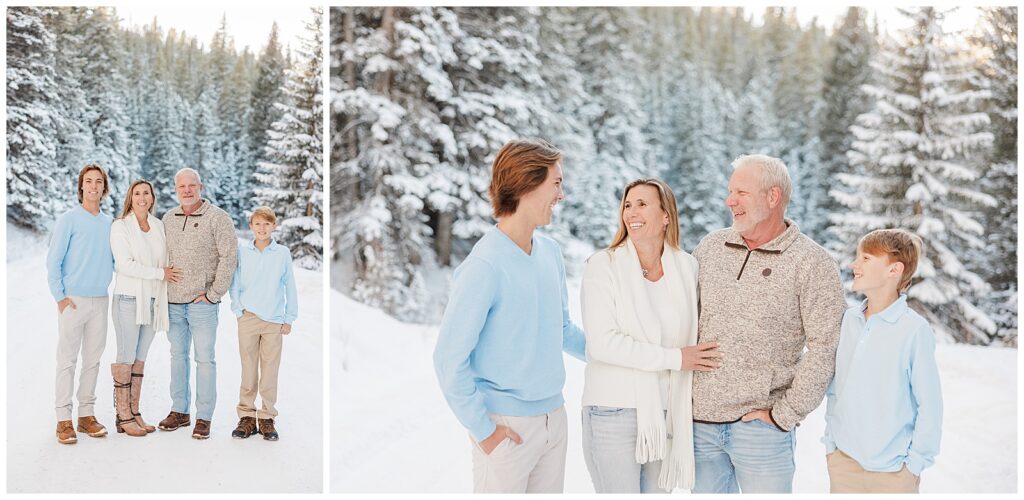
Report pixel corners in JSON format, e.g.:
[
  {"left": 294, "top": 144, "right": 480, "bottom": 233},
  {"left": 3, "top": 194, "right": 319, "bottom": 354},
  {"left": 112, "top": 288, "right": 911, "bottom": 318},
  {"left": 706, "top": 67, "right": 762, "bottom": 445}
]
[
  {"left": 167, "top": 302, "right": 219, "bottom": 421},
  {"left": 692, "top": 419, "right": 796, "bottom": 493},
  {"left": 582, "top": 406, "right": 667, "bottom": 493},
  {"left": 111, "top": 294, "right": 156, "bottom": 363}
]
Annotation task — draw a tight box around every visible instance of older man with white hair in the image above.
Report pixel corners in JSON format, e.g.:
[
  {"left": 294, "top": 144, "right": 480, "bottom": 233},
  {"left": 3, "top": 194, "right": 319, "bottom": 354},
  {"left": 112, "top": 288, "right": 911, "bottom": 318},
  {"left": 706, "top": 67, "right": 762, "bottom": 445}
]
[
  {"left": 690, "top": 154, "right": 846, "bottom": 493},
  {"left": 158, "top": 167, "right": 237, "bottom": 439}
]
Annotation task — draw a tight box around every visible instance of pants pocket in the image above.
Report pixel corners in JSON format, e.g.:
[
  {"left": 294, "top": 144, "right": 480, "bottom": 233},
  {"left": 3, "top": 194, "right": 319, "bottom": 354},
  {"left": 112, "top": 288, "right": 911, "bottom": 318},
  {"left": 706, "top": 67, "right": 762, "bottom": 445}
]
[{"left": 588, "top": 406, "right": 627, "bottom": 417}]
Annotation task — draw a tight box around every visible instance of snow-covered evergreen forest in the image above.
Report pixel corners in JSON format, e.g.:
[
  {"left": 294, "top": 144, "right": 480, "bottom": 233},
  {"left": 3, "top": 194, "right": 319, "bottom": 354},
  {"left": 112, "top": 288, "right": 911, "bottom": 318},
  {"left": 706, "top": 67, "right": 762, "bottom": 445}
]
[
  {"left": 7, "top": 6, "right": 324, "bottom": 269},
  {"left": 331, "top": 6, "right": 1017, "bottom": 346}
]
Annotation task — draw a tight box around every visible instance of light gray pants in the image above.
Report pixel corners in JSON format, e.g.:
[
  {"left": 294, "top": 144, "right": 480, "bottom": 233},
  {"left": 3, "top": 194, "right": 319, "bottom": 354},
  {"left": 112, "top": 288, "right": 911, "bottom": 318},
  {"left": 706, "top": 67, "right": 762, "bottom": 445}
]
[
  {"left": 110, "top": 294, "right": 156, "bottom": 363},
  {"left": 54, "top": 296, "right": 108, "bottom": 421},
  {"left": 470, "top": 405, "right": 568, "bottom": 493}
]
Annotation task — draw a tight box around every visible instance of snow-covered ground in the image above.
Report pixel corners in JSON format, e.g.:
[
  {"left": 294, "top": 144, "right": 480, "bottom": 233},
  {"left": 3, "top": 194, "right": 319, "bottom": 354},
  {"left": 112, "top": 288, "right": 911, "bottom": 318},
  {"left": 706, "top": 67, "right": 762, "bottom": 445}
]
[
  {"left": 6, "top": 224, "right": 322, "bottom": 493},
  {"left": 332, "top": 277, "right": 1018, "bottom": 493}
]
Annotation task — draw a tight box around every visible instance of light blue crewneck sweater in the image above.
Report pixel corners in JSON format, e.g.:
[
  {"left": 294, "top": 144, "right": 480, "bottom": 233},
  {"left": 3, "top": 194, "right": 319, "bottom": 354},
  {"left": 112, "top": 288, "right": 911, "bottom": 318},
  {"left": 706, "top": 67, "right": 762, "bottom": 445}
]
[
  {"left": 434, "top": 227, "right": 587, "bottom": 442},
  {"left": 46, "top": 206, "right": 114, "bottom": 301}
]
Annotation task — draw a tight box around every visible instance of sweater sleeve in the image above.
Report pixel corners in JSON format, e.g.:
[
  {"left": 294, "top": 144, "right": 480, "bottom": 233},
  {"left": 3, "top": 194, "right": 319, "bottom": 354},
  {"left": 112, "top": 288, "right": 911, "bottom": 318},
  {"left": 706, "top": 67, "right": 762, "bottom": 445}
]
[
  {"left": 110, "top": 220, "right": 164, "bottom": 281},
  {"left": 46, "top": 213, "right": 73, "bottom": 302},
  {"left": 207, "top": 212, "right": 238, "bottom": 303},
  {"left": 557, "top": 245, "right": 586, "bottom": 362},
  {"left": 821, "top": 377, "right": 838, "bottom": 453},
  {"left": 581, "top": 251, "right": 682, "bottom": 372},
  {"left": 282, "top": 252, "right": 299, "bottom": 325},
  {"left": 228, "top": 243, "right": 243, "bottom": 317},
  {"left": 770, "top": 249, "right": 845, "bottom": 431},
  {"left": 433, "top": 257, "right": 500, "bottom": 442},
  {"left": 905, "top": 323, "right": 943, "bottom": 475}
]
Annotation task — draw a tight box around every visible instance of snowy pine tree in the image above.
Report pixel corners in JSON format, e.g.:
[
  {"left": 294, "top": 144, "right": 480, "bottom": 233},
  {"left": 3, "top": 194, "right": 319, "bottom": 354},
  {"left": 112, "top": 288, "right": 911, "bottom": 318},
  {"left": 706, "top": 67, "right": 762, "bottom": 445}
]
[
  {"left": 820, "top": 7, "right": 877, "bottom": 250},
  {"left": 255, "top": 7, "right": 323, "bottom": 270},
  {"left": 970, "top": 7, "right": 1017, "bottom": 345},
  {"left": 7, "top": 7, "right": 61, "bottom": 230},
  {"left": 832, "top": 7, "right": 997, "bottom": 343}
]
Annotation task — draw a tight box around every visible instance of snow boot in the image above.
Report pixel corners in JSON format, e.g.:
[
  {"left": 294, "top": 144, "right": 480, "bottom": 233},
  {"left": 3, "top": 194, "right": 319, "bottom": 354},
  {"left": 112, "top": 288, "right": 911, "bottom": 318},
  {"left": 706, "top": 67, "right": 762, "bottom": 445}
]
[
  {"left": 130, "top": 361, "right": 155, "bottom": 433},
  {"left": 111, "top": 363, "right": 146, "bottom": 437}
]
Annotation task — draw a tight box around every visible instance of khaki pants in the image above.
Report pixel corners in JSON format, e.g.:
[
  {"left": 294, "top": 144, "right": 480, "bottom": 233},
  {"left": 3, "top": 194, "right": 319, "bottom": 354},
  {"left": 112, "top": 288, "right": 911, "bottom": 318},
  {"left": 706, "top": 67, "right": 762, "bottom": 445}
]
[
  {"left": 235, "top": 311, "right": 284, "bottom": 419},
  {"left": 55, "top": 296, "right": 108, "bottom": 421},
  {"left": 470, "top": 405, "right": 568, "bottom": 493},
  {"left": 827, "top": 449, "right": 920, "bottom": 493}
]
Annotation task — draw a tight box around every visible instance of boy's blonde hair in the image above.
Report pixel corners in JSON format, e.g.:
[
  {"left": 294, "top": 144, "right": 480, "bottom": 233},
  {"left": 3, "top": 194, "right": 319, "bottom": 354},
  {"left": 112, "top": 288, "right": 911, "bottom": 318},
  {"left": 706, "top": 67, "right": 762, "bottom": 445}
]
[
  {"left": 858, "top": 229, "right": 924, "bottom": 293},
  {"left": 250, "top": 206, "right": 277, "bottom": 225}
]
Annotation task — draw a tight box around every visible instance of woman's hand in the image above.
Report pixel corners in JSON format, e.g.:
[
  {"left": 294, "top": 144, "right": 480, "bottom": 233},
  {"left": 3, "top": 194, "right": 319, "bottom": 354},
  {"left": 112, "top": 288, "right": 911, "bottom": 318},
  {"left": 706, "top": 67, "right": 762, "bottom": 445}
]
[
  {"left": 478, "top": 424, "right": 522, "bottom": 455},
  {"left": 681, "top": 342, "right": 722, "bottom": 371},
  {"left": 163, "top": 266, "right": 183, "bottom": 283}
]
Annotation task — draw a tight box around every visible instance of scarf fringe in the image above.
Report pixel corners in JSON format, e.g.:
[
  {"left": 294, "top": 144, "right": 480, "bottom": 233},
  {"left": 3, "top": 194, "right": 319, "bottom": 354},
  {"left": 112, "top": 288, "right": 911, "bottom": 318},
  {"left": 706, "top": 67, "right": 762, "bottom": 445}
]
[
  {"left": 658, "top": 442, "right": 695, "bottom": 491},
  {"left": 635, "top": 422, "right": 667, "bottom": 464}
]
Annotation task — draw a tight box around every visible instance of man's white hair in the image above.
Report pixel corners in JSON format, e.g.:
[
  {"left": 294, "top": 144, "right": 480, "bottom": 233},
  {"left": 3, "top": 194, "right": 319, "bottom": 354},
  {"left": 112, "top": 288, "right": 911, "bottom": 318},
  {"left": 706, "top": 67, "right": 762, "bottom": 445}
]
[
  {"left": 731, "top": 154, "right": 792, "bottom": 209},
  {"left": 174, "top": 167, "right": 202, "bottom": 185}
]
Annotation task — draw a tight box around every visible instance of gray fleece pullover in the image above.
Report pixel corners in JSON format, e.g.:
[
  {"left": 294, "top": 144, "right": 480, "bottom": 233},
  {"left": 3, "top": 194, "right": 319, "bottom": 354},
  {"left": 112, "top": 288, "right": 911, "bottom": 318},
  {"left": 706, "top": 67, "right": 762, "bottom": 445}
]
[
  {"left": 162, "top": 199, "right": 237, "bottom": 304},
  {"left": 692, "top": 219, "right": 845, "bottom": 431}
]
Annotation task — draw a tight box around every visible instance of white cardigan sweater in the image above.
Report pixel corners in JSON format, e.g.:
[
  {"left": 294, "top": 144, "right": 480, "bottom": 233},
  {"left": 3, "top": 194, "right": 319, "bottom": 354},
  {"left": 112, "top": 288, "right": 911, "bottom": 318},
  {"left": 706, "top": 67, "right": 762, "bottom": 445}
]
[
  {"left": 580, "top": 242, "right": 699, "bottom": 408},
  {"left": 110, "top": 214, "right": 169, "bottom": 332}
]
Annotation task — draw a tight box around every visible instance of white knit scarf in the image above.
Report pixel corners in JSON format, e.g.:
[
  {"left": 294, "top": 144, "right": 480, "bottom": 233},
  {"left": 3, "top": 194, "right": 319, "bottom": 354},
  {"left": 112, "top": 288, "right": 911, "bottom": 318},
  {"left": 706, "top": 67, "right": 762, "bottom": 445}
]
[
  {"left": 610, "top": 239, "right": 698, "bottom": 490},
  {"left": 123, "top": 214, "right": 170, "bottom": 333}
]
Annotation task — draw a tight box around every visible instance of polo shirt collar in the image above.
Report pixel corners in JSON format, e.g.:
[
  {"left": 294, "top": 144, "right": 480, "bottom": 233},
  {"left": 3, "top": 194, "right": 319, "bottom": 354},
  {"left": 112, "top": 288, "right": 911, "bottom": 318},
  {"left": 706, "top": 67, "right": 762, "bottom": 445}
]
[{"left": 858, "top": 294, "right": 909, "bottom": 323}]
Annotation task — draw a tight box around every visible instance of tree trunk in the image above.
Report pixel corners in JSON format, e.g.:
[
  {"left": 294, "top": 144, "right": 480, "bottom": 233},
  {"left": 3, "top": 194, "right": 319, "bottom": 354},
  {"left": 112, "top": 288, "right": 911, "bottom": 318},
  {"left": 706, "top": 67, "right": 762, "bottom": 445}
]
[{"left": 436, "top": 211, "right": 453, "bottom": 267}]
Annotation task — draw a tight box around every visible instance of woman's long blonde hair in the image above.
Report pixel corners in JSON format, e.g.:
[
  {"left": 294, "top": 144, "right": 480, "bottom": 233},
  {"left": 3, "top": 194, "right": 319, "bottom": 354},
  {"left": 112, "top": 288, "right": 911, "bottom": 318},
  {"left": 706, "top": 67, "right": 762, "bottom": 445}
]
[
  {"left": 607, "top": 178, "right": 681, "bottom": 250},
  {"left": 120, "top": 180, "right": 157, "bottom": 219}
]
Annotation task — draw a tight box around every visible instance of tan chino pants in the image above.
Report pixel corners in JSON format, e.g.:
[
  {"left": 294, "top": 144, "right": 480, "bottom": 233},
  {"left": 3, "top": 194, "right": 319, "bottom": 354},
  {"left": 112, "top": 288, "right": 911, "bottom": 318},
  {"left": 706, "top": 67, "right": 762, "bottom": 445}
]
[
  {"left": 827, "top": 448, "right": 920, "bottom": 493},
  {"left": 235, "top": 311, "right": 284, "bottom": 419}
]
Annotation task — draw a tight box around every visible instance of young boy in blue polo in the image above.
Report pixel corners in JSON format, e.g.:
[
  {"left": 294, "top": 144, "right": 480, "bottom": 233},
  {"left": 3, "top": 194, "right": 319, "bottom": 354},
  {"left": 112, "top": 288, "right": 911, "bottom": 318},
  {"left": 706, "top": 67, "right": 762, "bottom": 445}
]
[
  {"left": 822, "top": 228, "right": 943, "bottom": 493},
  {"left": 228, "top": 206, "right": 298, "bottom": 441}
]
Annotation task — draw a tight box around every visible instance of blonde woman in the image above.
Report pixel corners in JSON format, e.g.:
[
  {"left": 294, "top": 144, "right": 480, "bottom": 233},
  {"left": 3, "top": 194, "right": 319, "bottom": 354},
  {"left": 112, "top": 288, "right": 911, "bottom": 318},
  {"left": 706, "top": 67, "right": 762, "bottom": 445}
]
[
  {"left": 109, "top": 180, "right": 181, "bottom": 436},
  {"left": 581, "top": 178, "right": 721, "bottom": 493}
]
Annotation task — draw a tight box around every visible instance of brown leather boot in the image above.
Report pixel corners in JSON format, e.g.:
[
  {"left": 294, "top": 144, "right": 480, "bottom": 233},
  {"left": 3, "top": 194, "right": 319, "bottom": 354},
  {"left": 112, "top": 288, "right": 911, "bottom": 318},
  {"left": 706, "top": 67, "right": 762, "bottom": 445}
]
[
  {"left": 56, "top": 420, "right": 77, "bottom": 444},
  {"left": 130, "top": 361, "right": 155, "bottom": 433},
  {"left": 158, "top": 411, "right": 190, "bottom": 431},
  {"left": 231, "top": 416, "right": 258, "bottom": 439},
  {"left": 76, "top": 416, "right": 107, "bottom": 437},
  {"left": 111, "top": 363, "right": 146, "bottom": 437},
  {"left": 258, "top": 418, "right": 278, "bottom": 441},
  {"left": 192, "top": 419, "right": 211, "bottom": 439}
]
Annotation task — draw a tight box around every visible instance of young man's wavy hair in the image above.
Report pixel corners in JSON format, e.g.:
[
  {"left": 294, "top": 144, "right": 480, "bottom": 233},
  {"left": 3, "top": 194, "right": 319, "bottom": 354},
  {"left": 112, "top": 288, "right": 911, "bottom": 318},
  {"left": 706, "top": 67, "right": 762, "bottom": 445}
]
[
  {"left": 77, "top": 163, "right": 110, "bottom": 204},
  {"left": 488, "top": 138, "right": 562, "bottom": 218}
]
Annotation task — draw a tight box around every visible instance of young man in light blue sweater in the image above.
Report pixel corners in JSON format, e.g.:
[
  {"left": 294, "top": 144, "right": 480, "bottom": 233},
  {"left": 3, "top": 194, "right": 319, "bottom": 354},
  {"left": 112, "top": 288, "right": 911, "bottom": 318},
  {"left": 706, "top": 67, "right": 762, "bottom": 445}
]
[
  {"left": 228, "top": 207, "right": 298, "bottom": 442},
  {"left": 47, "top": 164, "right": 115, "bottom": 444},
  {"left": 433, "top": 138, "right": 587, "bottom": 493},
  {"left": 822, "top": 229, "right": 943, "bottom": 493}
]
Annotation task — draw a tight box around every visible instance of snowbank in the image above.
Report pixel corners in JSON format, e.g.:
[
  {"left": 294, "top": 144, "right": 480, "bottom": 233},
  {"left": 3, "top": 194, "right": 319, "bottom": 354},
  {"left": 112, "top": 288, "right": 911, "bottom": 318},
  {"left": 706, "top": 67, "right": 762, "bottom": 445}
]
[
  {"left": 6, "top": 225, "right": 323, "bottom": 493},
  {"left": 331, "top": 281, "right": 1017, "bottom": 493}
]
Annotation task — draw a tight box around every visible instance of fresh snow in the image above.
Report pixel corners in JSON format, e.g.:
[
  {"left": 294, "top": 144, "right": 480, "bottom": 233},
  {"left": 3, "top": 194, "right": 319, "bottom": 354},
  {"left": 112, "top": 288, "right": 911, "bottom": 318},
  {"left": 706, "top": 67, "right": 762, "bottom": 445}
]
[
  {"left": 332, "top": 279, "right": 1017, "bottom": 493},
  {"left": 6, "top": 224, "right": 323, "bottom": 493}
]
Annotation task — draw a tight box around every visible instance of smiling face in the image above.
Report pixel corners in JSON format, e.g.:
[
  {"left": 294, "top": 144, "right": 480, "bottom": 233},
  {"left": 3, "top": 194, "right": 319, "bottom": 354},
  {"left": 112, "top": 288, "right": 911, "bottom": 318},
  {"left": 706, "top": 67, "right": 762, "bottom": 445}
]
[
  {"left": 130, "top": 183, "right": 155, "bottom": 215},
  {"left": 725, "top": 163, "right": 773, "bottom": 236},
  {"left": 850, "top": 249, "right": 902, "bottom": 294},
  {"left": 517, "top": 163, "right": 565, "bottom": 227},
  {"left": 175, "top": 171, "right": 202, "bottom": 209},
  {"left": 80, "top": 169, "right": 106, "bottom": 205},
  {"left": 250, "top": 216, "right": 276, "bottom": 243},
  {"left": 623, "top": 183, "right": 669, "bottom": 245}
]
